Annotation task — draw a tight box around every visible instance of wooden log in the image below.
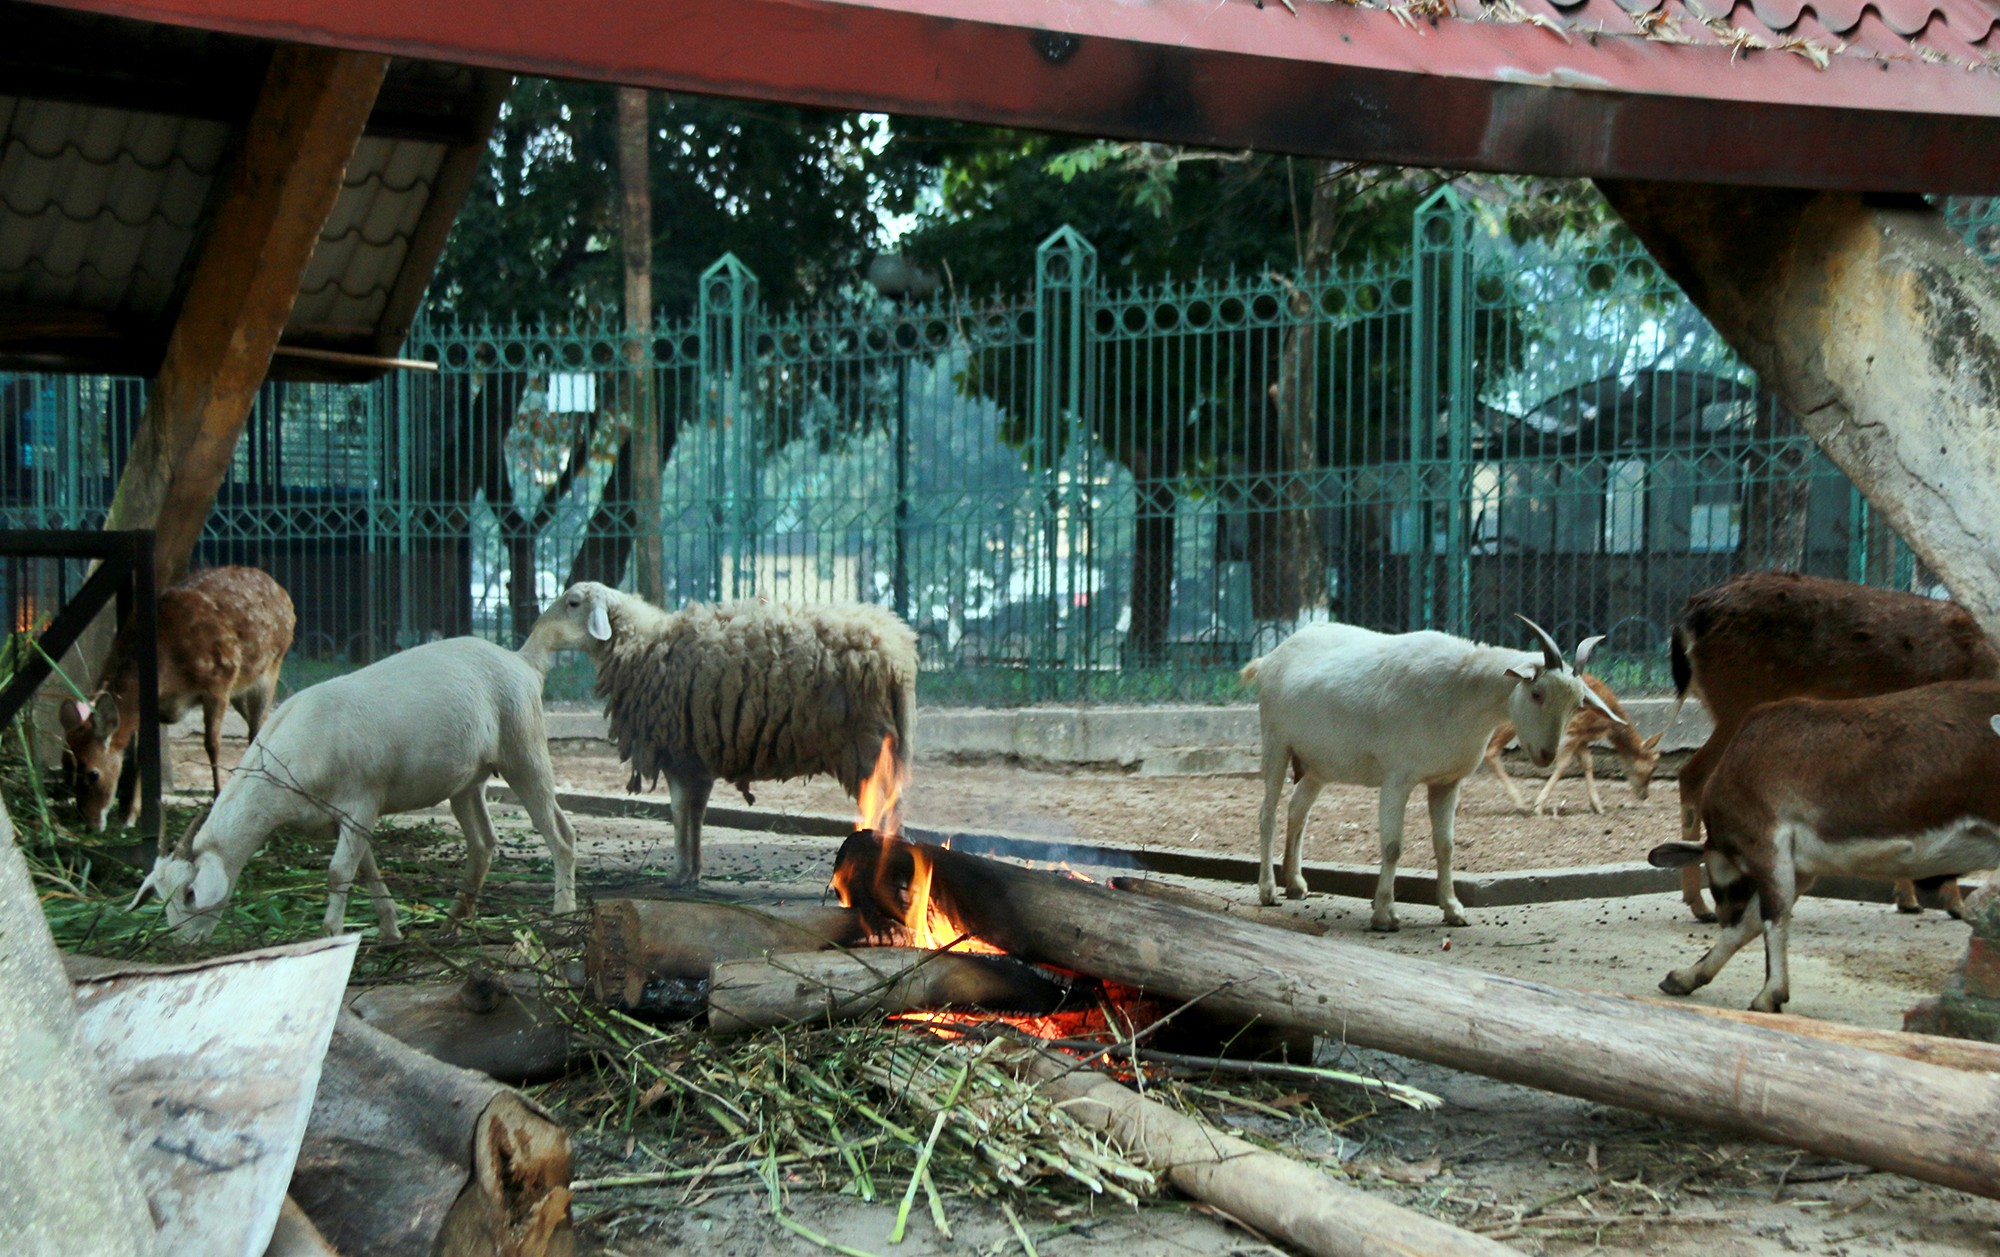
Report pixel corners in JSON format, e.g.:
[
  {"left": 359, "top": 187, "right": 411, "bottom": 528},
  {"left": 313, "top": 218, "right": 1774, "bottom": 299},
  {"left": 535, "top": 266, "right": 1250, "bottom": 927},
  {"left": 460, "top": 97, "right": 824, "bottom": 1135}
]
[
  {"left": 587, "top": 898, "right": 862, "bottom": 1007},
  {"left": 348, "top": 971, "right": 575, "bottom": 1083},
  {"left": 1108, "top": 875, "right": 1329, "bottom": 935},
  {"left": 290, "top": 1011, "right": 573, "bottom": 1257},
  {"left": 1615, "top": 994, "right": 2000, "bottom": 1075},
  {"left": 847, "top": 836, "right": 2000, "bottom": 1199},
  {"left": 708, "top": 947, "right": 1074, "bottom": 1034},
  {"left": 1007, "top": 1046, "right": 1520, "bottom": 1257},
  {"left": 264, "top": 1197, "right": 339, "bottom": 1257}
]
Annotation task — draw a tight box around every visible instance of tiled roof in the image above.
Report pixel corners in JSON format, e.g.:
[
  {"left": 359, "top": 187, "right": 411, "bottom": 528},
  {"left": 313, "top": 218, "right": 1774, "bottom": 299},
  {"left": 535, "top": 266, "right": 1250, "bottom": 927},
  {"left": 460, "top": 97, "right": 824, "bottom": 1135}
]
[
  {"left": 38, "top": 0, "right": 2000, "bottom": 192},
  {"left": 0, "top": 3, "right": 503, "bottom": 380},
  {"left": 1511, "top": 0, "right": 1998, "bottom": 71}
]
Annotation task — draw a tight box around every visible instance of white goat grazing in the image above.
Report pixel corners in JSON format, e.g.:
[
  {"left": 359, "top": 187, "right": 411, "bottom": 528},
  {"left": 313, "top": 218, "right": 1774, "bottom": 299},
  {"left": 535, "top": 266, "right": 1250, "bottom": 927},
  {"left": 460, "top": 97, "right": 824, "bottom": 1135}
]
[
  {"left": 132, "top": 636, "right": 579, "bottom": 942},
  {"left": 527, "top": 582, "right": 918, "bottom": 887},
  {"left": 1242, "top": 617, "right": 1616, "bottom": 929}
]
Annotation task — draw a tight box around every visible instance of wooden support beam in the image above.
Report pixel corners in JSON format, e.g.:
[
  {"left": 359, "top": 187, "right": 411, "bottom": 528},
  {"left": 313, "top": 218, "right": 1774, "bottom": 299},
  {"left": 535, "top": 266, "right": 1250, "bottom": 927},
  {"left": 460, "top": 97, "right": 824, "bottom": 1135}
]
[
  {"left": 1598, "top": 184, "right": 2000, "bottom": 635},
  {"left": 103, "top": 45, "right": 388, "bottom": 589}
]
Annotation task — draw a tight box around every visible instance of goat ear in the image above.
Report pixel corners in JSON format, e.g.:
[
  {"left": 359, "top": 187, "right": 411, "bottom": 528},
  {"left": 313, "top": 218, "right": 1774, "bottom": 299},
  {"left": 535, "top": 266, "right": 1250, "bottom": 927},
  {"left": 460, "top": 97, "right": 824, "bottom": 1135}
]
[
  {"left": 1503, "top": 663, "right": 1539, "bottom": 683},
  {"left": 1578, "top": 682, "right": 1625, "bottom": 725},
  {"left": 189, "top": 852, "right": 231, "bottom": 913},
  {"left": 587, "top": 596, "right": 612, "bottom": 642},
  {"left": 59, "top": 699, "right": 91, "bottom": 734},
  {"left": 1647, "top": 841, "right": 1706, "bottom": 869},
  {"left": 1640, "top": 728, "right": 1665, "bottom": 751}
]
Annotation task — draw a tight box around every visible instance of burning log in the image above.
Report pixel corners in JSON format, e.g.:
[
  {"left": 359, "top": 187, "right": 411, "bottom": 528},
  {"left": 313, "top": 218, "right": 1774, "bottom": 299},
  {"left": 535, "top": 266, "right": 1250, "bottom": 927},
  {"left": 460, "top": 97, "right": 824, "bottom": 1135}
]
[
  {"left": 1007, "top": 1045, "right": 1520, "bottom": 1257},
  {"left": 1107, "top": 875, "right": 1329, "bottom": 935},
  {"left": 349, "top": 971, "right": 575, "bottom": 1083},
  {"left": 835, "top": 833, "right": 2000, "bottom": 1200},
  {"left": 586, "top": 898, "right": 862, "bottom": 1008},
  {"left": 290, "top": 1011, "right": 574, "bottom": 1257},
  {"left": 708, "top": 946, "right": 1074, "bottom": 1034}
]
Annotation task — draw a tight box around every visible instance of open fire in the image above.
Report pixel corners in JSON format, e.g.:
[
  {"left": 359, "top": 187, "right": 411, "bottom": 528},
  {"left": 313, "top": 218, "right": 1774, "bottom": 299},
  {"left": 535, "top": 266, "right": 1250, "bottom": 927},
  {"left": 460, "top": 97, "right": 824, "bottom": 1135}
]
[{"left": 829, "top": 740, "right": 1161, "bottom": 1042}]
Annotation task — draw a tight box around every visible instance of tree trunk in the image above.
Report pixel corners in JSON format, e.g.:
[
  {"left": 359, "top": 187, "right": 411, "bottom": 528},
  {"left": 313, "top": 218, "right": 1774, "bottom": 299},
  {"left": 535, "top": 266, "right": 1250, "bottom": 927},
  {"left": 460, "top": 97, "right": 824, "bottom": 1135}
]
[
  {"left": 1738, "top": 400, "right": 1812, "bottom": 572},
  {"left": 617, "top": 86, "right": 664, "bottom": 605},
  {"left": 565, "top": 435, "right": 635, "bottom": 589},
  {"left": 586, "top": 898, "right": 863, "bottom": 1006},
  {"left": 1248, "top": 167, "right": 1342, "bottom": 623},
  {"left": 1126, "top": 473, "right": 1176, "bottom": 664},
  {"left": 1598, "top": 183, "right": 2000, "bottom": 635},
  {"left": 841, "top": 836, "right": 2000, "bottom": 1200},
  {"left": 1008, "top": 1047, "right": 1521, "bottom": 1257},
  {"left": 708, "top": 947, "right": 1072, "bottom": 1033}
]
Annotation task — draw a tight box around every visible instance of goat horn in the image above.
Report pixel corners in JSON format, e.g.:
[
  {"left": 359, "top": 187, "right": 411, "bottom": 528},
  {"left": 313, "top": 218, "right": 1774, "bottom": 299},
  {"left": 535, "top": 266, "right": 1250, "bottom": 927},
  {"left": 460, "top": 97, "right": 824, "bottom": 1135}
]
[
  {"left": 1573, "top": 635, "right": 1605, "bottom": 672},
  {"left": 1516, "top": 614, "right": 1565, "bottom": 671}
]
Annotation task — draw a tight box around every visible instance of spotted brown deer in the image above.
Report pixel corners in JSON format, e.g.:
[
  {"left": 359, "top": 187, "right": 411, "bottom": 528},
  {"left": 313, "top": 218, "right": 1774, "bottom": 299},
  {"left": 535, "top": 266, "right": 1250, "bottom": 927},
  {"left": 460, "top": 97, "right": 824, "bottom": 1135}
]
[
  {"left": 1481, "top": 672, "right": 1659, "bottom": 814},
  {"left": 1649, "top": 680, "right": 2000, "bottom": 1013},
  {"left": 62, "top": 566, "right": 295, "bottom": 831},
  {"left": 1665, "top": 571, "right": 1998, "bottom": 921}
]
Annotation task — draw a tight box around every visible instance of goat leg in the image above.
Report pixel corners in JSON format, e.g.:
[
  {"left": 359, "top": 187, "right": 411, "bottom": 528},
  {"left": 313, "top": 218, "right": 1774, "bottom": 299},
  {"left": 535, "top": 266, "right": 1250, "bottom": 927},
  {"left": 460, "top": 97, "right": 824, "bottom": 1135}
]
[{"left": 1427, "top": 780, "right": 1469, "bottom": 927}]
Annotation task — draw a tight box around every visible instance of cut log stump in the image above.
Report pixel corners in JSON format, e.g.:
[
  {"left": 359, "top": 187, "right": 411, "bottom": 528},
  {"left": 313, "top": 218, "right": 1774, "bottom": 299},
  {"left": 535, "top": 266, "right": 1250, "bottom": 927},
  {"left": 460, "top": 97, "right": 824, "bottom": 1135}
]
[
  {"left": 587, "top": 898, "right": 861, "bottom": 1007},
  {"left": 290, "top": 1011, "right": 574, "bottom": 1257},
  {"left": 349, "top": 971, "right": 575, "bottom": 1083}
]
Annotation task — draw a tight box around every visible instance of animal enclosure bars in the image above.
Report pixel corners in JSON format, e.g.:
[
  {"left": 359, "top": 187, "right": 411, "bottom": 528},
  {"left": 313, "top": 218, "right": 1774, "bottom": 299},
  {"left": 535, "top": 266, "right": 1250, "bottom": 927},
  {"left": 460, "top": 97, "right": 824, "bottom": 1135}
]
[{"left": 1, "top": 193, "right": 1996, "bottom": 704}]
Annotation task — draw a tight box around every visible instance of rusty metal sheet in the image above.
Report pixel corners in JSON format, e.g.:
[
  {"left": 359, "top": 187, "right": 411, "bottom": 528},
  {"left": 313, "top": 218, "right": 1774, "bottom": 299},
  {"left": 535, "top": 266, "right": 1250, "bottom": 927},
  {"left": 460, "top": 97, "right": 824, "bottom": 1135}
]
[
  {"left": 19, "top": 0, "right": 2000, "bottom": 193},
  {"left": 68, "top": 936, "right": 359, "bottom": 1257}
]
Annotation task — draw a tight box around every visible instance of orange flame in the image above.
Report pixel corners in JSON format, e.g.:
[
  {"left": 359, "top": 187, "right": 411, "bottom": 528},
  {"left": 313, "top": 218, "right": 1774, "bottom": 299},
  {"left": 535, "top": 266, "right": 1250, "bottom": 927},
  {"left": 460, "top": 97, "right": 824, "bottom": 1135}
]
[{"left": 856, "top": 734, "right": 906, "bottom": 837}]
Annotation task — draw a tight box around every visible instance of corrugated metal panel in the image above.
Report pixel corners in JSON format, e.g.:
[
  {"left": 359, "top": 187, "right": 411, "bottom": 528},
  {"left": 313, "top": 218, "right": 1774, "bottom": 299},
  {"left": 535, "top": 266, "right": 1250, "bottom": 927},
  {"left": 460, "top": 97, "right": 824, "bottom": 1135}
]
[
  {"left": 291, "top": 135, "right": 446, "bottom": 334},
  {"left": 0, "top": 95, "right": 227, "bottom": 316}
]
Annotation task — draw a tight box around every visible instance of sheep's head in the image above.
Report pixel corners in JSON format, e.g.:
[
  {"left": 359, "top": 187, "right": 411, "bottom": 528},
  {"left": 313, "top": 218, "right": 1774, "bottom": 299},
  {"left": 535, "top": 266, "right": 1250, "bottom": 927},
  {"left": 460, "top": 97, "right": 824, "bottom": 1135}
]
[
  {"left": 531, "top": 582, "right": 618, "bottom": 656},
  {"left": 131, "top": 850, "right": 233, "bottom": 941},
  {"left": 58, "top": 694, "right": 123, "bottom": 832},
  {"left": 1502, "top": 616, "right": 1622, "bottom": 769}
]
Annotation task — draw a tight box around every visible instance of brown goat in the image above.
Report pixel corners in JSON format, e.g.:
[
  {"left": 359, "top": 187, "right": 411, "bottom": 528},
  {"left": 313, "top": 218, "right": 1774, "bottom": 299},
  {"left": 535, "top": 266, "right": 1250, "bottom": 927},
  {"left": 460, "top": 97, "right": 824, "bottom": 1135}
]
[
  {"left": 1482, "top": 672, "right": 1659, "bottom": 814},
  {"left": 1649, "top": 680, "right": 2000, "bottom": 1012},
  {"left": 61, "top": 566, "right": 295, "bottom": 831},
  {"left": 1665, "top": 571, "right": 1999, "bottom": 921}
]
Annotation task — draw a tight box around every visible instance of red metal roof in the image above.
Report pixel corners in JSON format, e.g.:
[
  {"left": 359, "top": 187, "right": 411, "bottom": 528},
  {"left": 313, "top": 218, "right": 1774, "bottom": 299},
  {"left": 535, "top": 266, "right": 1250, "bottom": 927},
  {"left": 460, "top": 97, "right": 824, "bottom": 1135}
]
[{"left": 20, "top": 0, "right": 2000, "bottom": 191}]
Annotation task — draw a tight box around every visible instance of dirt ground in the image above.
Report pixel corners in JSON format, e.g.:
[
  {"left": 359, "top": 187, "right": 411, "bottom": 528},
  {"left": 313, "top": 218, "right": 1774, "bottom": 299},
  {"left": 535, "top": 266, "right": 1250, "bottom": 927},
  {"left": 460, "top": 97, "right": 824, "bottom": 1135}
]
[
  {"left": 546, "top": 744, "right": 1669, "bottom": 873},
  {"left": 159, "top": 733, "right": 2000, "bottom": 1256}
]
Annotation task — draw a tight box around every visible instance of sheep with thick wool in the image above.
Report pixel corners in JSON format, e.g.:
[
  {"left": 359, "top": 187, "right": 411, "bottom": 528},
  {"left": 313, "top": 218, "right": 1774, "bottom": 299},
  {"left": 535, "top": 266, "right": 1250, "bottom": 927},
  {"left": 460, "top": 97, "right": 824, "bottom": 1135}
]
[{"left": 531, "top": 582, "right": 918, "bottom": 885}]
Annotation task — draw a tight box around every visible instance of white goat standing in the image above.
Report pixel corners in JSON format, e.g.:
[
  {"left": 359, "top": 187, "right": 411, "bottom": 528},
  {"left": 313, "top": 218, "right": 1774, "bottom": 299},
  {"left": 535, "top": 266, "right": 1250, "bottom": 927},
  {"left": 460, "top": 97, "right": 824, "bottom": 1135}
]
[
  {"left": 132, "top": 635, "right": 579, "bottom": 941},
  {"left": 1242, "top": 617, "right": 1616, "bottom": 929}
]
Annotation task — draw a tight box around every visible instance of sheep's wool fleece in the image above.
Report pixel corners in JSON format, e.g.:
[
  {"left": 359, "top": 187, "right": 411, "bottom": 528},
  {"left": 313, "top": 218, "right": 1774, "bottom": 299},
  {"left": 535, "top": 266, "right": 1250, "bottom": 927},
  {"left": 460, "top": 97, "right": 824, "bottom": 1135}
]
[{"left": 597, "top": 598, "right": 918, "bottom": 797}]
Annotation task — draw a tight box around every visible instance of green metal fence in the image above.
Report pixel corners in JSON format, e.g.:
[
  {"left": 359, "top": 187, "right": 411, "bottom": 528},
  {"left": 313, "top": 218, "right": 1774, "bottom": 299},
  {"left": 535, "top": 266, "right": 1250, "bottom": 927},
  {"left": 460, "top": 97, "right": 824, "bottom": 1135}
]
[{"left": 3, "top": 194, "right": 1996, "bottom": 704}]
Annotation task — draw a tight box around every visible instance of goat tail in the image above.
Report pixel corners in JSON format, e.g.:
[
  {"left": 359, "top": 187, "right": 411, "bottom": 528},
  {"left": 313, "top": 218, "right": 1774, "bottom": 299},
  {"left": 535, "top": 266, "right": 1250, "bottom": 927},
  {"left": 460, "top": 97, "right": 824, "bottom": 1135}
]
[
  {"left": 1240, "top": 657, "right": 1264, "bottom": 687},
  {"left": 1669, "top": 625, "right": 1692, "bottom": 700}
]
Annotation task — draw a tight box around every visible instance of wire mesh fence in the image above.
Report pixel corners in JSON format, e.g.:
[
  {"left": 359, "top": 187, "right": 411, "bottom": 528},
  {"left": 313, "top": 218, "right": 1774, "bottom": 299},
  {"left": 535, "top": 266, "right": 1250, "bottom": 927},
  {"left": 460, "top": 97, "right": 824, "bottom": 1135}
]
[{"left": 3, "top": 194, "right": 1996, "bottom": 704}]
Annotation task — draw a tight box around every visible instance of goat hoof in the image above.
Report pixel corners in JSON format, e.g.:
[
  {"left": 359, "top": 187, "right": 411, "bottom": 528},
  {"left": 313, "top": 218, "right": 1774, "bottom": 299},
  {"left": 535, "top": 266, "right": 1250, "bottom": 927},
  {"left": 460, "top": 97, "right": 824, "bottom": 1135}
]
[
  {"left": 1369, "top": 916, "right": 1401, "bottom": 933},
  {"left": 1689, "top": 909, "right": 1718, "bottom": 925},
  {"left": 1284, "top": 883, "right": 1307, "bottom": 901},
  {"left": 1258, "top": 890, "right": 1278, "bottom": 908},
  {"left": 1896, "top": 902, "right": 1923, "bottom": 915},
  {"left": 1750, "top": 993, "right": 1787, "bottom": 1014},
  {"left": 1441, "top": 909, "right": 1469, "bottom": 928},
  {"left": 1658, "top": 971, "right": 1697, "bottom": 997}
]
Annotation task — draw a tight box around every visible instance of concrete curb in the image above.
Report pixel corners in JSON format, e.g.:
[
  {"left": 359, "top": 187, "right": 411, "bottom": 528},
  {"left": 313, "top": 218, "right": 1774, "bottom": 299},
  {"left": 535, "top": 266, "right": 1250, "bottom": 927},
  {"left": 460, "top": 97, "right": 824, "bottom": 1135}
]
[{"left": 505, "top": 785, "right": 1952, "bottom": 911}]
